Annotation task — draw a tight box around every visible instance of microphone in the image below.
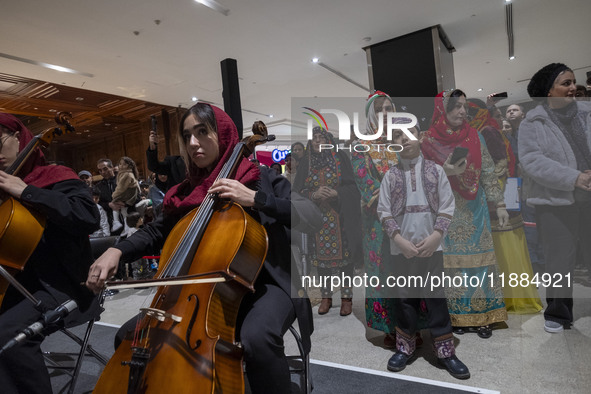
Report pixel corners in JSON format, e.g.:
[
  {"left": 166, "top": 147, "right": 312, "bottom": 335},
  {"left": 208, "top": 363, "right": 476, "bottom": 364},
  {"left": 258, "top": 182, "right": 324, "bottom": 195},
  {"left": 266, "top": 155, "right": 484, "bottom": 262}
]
[{"left": 0, "top": 299, "right": 78, "bottom": 355}]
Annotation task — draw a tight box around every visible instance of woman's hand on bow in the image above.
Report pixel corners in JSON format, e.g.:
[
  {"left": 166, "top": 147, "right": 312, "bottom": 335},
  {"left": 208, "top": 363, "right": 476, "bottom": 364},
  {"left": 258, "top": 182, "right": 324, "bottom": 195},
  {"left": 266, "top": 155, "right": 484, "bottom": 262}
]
[{"left": 86, "top": 247, "right": 122, "bottom": 294}]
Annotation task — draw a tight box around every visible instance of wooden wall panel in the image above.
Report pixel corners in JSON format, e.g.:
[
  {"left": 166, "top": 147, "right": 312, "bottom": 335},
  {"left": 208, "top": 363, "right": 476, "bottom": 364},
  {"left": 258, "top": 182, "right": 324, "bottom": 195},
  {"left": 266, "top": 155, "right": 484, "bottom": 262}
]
[{"left": 52, "top": 109, "right": 184, "bottom": 182}]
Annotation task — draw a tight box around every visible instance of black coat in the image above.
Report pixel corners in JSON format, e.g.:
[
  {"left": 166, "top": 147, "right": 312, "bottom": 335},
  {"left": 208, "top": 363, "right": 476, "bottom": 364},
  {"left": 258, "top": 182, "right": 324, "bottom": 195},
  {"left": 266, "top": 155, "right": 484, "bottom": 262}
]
[
  {"left": 94, "top": 176, "right": 117, "bottom": 224},
  {"left": 146, "top": 148, "right": 187, "bottom": 187},
  {"left": 2, "top": 179, "right": 100, "bottom": 313}
]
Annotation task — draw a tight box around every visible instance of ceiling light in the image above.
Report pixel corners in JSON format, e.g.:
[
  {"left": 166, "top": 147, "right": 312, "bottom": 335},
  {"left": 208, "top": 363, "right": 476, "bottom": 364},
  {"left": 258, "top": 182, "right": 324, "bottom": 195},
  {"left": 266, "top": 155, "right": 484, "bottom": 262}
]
[
  {"left": 312, "top": 58, "right": 319, "bottom": 63},
  {"left": 0, "top": 52, "right": 94, "bottom": 77},
  {"left": 192, "top": 96, "right": 198, "bottom": 101},
  {"left": 195, "top": 0, "right": 230, "bottom": 16},
  {"left": 268, "top": 114, "right": 274, "bottom": 118},
  {"left": 477, "top": 88, "right": 483, "bottom": 92},
  {"left": 505, "top": 2, "right": 515, "bottom": 60}
]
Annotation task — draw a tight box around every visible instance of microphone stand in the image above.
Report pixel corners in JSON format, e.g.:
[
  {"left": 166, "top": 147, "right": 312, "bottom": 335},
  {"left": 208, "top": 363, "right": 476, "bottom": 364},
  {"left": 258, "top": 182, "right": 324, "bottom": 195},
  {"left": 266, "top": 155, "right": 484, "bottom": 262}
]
[{"left": 0, "top": 265, "right": 43, "bottom": 310}]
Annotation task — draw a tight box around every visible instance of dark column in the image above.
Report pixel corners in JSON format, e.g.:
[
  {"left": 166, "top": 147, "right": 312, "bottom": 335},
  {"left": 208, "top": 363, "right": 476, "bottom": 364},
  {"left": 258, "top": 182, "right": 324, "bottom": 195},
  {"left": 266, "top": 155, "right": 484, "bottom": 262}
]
[
  {"left": 220, "top": 58, "right": 243, "bottom": 139},
  {"left": 364, "top": 25, "right": 455, "bottom": 128}
]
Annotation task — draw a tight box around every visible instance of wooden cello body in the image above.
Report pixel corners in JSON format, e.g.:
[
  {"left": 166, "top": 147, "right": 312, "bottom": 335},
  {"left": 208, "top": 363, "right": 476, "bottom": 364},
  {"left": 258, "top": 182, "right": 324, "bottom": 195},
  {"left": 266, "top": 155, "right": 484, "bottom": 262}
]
[
  {"left": 93, "top": 127, "right": 273, "bottom": 394},
  {"left": 94, "top": 202, "right": 268, "bottom": 393},
  {"left": 0, "top": 198, "right": 45, "bottom": 305}
]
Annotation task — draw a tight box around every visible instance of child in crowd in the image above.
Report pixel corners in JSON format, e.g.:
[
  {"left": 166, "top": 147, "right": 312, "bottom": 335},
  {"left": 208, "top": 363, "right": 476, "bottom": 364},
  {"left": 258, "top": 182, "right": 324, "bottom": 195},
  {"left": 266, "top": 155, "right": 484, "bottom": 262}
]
[
  {"left": 91, "top": 188, "right": 110, "bottom": 238},
  {"left": 124, "top": 210, "right": 143, "bottom": 238},
  {"left": 109, "top": 156, "right": 140, "bottom": 236},
  {"left": 377, "top": 122, "right": 470, "bottom": 379}
]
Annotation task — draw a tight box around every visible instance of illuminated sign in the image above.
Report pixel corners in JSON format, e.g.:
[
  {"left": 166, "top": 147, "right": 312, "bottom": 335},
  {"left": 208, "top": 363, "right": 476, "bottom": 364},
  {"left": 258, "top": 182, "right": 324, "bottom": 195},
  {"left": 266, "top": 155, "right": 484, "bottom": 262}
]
[{"left": 272, "top": 149, "right": 290, "bottom": 163}]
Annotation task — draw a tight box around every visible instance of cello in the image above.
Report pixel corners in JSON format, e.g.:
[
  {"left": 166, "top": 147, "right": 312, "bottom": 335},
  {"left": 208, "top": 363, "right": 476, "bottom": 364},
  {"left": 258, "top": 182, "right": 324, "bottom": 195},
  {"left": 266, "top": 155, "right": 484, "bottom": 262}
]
[
  {"left": 93, "top": 133, "right": 272, "bottom": 394},
  {"left": 0, "top": 112, "right": 76, "bottom": 306}
]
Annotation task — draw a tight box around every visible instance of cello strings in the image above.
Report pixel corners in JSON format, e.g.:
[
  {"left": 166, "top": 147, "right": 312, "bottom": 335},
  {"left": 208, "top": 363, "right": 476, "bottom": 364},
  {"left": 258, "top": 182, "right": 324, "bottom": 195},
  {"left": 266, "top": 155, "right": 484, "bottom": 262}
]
[{"left": 158, "top": 142, "right": 245, "bottom": 279}]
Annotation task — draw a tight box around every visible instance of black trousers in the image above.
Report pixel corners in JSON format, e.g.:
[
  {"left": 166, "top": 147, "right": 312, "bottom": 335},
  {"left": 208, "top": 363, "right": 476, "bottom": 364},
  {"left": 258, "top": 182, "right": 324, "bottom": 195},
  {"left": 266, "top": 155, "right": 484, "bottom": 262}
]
[
  {"left": 536, "top": 201, "right": 591, "bottom": 325},
  {"left": 389, "top": 252, "right": 452, "bottom": 339},
  {"left": 237, "top": 276, "right": 296, "bottom": 394},
  {"left": 0, "top": 290, "right": 61, "bottom": 394}
]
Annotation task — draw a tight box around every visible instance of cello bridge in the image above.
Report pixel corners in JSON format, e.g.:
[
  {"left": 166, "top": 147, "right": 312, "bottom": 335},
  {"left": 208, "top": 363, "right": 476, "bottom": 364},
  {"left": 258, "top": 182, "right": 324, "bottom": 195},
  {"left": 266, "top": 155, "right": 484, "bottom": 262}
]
[{"left": 140, "top": 307, "right": 182, "bottom": 323}]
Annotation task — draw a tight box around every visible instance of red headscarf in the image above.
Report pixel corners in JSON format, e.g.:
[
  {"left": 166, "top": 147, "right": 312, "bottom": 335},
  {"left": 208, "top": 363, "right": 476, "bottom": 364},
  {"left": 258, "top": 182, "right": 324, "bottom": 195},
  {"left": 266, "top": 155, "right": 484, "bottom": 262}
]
[
  {"left": 421, "top": 91, "right": 482, "bottom": 200},
  {"left": 467, "top": 103, "right": 516, "bottom": 177},
  {"left": 0, "top": 113, "right": 79, "bottom": 188},
  {"left": 163, "top": 104, "right": 259, "bottom": 216}
]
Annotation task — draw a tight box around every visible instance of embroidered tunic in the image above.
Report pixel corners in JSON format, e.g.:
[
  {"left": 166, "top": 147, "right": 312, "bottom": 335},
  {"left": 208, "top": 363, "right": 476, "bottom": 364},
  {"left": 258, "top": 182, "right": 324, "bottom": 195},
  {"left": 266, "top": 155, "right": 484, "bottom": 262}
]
[{"left": 377, "top": 156, "right": 454, "bottom": 256}]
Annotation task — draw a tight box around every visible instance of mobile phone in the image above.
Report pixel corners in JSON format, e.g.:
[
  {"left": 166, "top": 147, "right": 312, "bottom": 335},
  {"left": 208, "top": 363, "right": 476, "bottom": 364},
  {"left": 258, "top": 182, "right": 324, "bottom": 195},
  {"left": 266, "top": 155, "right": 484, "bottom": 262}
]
[
  {"left": 490, "top": 92, "right": 508, "bottom": 102},
  {"left": 450, "top": 146, "right": 469, "bottom": 164},
  {"left": 151, "top": 115, "right": 157, "bottom": 132},
  {"left": 491, "top": 92, "right": 508, "bottom": 98}
]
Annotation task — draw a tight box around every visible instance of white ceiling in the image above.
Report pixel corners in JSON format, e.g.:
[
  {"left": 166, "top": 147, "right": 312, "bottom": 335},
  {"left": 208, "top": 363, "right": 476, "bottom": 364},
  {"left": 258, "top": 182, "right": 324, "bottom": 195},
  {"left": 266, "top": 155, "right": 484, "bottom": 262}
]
[{"left": 2, "top": 0, "right": 590, "bottom": 133}]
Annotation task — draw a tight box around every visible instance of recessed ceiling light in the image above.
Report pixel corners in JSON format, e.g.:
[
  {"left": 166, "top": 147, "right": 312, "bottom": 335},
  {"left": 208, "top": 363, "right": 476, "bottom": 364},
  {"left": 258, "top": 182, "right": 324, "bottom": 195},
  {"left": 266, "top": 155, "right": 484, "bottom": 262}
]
[
  {"left": 312, "top": 58, "right": 319, "bottom": 63},
  {"left": 194, "top": 0, "right": 230, "bottom": 16},
  {"left": 192, "top": 97, "right": 198, "bottom": 102},
  {"left": 477, "top": 88, "right": 483, "bottom": 92},
  {"left": 0, "top": 52, "right": 94, "bottom": 77},
  {"left": 269, "top": 114, "right": 274, "bottom": 118}
]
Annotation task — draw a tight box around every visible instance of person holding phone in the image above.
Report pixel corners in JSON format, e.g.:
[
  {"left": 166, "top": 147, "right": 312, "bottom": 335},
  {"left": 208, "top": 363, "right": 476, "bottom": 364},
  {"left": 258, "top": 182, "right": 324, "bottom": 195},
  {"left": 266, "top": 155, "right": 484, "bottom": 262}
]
[
  {"left": 421, "top": 89, "right": 508, "bottom": 339},
  {"left": 146, "top": 116, "right": 187, "bottom": 187}
]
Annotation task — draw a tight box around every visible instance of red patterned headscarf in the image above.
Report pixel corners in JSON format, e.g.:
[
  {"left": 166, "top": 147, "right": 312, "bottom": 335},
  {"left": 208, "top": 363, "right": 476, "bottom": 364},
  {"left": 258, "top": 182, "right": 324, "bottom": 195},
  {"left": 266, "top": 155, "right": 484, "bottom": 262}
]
[
  {"left": 421, "top": 90, "right": 482, "bottom": 200},
  {"left": 163, "top": 104, "right": 260, "bottom": 216},
  {"left": 0, "top": 113, "right": 78, "bottom": 188},
  {"left": 467, "top": 102, "right": 516, "bottom": 177}
]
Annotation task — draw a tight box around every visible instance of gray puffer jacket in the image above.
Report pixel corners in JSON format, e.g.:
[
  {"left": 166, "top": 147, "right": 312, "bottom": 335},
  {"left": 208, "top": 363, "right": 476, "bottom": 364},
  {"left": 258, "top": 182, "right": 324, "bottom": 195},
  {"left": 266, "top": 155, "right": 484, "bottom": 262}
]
[{"left": 518, "top": 101, "right": 591, "bottom": 206}]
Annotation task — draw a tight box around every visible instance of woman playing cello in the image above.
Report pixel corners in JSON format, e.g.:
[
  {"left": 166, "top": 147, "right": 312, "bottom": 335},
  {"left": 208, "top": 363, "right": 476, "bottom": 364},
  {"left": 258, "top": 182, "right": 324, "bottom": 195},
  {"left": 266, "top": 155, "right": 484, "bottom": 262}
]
[
  {"left": 86, "top": 103, "right": 313, "bottom": 393},
  {"left": 0, "top": 113, "right": 100, "bottom": 393}
]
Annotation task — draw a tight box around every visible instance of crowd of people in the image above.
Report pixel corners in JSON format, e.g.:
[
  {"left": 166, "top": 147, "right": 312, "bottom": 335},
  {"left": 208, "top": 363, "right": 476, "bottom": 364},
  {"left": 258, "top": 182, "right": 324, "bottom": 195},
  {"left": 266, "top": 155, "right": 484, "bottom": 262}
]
[
  {"left": 0, "top": 61, "right": 589, "bottom": 392},
  {"left": 287, "top": 62, "right": 591, "bottom": 379}
]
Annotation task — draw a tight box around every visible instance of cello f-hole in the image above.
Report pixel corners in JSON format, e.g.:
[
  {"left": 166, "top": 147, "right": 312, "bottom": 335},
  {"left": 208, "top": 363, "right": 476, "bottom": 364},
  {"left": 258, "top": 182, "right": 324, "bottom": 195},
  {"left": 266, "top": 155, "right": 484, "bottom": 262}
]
[{"left": 186, "top": 293, "right": 201, "bottom": 350}]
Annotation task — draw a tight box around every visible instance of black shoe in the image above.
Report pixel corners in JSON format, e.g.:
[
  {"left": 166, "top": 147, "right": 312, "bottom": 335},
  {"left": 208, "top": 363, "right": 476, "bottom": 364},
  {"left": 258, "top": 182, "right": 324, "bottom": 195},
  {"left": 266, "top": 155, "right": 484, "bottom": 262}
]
[
  {"left": 452, "top": 327, "right": 465, "bottom": 335},
  {"left": 438, "top": 355, "right": 470, "bottom": 379},
  {"left": 477, "top": 325, "right": 492, "bottom": 339},
  {"left": 387, "top": 351, "right": 413, "bottom": 372}
]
